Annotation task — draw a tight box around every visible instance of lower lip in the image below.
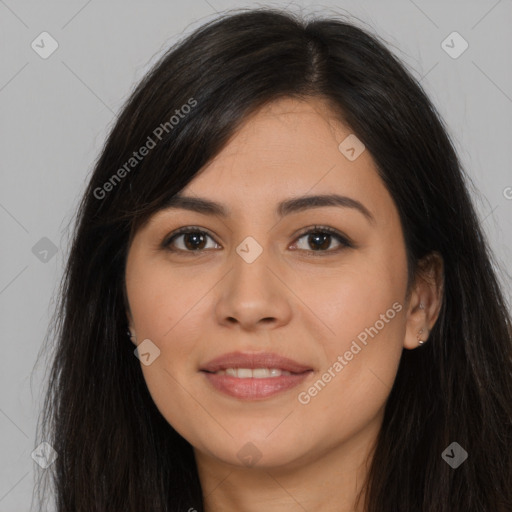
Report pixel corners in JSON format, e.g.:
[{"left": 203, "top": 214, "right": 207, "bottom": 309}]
[{"left": 202, "top": 371, "right": 312, "bottom": 400}]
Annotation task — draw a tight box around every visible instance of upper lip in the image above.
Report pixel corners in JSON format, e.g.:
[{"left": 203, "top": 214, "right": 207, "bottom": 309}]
[{"left": 200, "top": 351, "right": 313, "bottom": 374}]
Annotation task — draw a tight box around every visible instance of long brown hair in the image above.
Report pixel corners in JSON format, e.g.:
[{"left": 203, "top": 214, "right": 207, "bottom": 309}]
[{"left": 35, "top": 7, "right": 512, "bottom": 511}]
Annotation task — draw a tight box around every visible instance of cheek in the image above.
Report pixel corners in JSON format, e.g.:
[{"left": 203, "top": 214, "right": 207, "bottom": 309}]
[
  {"left": 300, "top": 237, "right": 408, "bottom": 406},
  {"left": 127, "top": 260, "right": 208, "bottom": 342},
  {"left": 307, "top": 243, "right": 407, "bottom": 350},
  {"left": 126, "top": 258, "right": 216, "bottom": 354},
  {"left": 294, "top": 276, "right": 405, "bottom": 444},
  {"left": 126, "top": 262, "right": 206, "bottom": 439}
]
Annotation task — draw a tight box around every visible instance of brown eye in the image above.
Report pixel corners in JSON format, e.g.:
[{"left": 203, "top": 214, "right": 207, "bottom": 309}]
[
  {"left": 292, "top": 226, "right": 353, "bottom": 253},
  {"left": 162, "top": 225, "right": 353, "bottom": 256},
  {"left": 163, "top": 228, "right": 220, "bottom": 253},
  {"left": 181, "top": 232, "right": 208, "bottom": 250},
  {"left": 311, "top": 233, "right": 334, "bottom": 250}
]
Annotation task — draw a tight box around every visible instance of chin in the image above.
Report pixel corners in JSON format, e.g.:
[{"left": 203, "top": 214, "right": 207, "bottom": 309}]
[{"left": 194, "top": 428, "right": 311, "bottom": 470}]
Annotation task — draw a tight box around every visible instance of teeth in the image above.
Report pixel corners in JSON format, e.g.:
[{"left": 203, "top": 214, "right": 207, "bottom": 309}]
[
  {"left": 252, "top": 368, "right": 270, "bottom": 378},
  {"left": 215, "top": 368, "right": 292, "bottom": 378}
]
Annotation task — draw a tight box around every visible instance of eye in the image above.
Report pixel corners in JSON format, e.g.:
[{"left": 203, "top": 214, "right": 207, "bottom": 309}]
[
  {"left": 162, "top": 225, "right": 353, "bottom": 255},
  {"left": 291, "top": 225, "right": 353, "bottom": 254},
  {"left": 162, "top": 227, "right": 220, "bottom": 253}
]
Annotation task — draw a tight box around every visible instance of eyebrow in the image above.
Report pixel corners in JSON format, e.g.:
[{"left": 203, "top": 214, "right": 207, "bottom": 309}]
[{"left": 163, "top": 193, "right": 375, "bottom": 224}]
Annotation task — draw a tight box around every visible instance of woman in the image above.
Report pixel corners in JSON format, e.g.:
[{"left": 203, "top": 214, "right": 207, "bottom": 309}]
[{"left": 35, "top": 7, "right": 512, "bottom": 511}]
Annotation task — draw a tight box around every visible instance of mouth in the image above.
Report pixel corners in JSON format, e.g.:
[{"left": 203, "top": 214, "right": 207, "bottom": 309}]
[{"left": 199, "top": 352, "right": 314, "bottom": 400}]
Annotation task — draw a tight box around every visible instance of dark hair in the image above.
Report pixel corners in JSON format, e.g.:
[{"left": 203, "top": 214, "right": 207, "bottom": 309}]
[{"left": 35, "top": 7, "right": 512, "bottom": 511}]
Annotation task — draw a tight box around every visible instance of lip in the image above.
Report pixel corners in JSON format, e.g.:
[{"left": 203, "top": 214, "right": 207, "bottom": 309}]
[
  {"left": 200, "top": 351, "right": 314, "bottom": 400},
  {"left": 200, "top": 351, "right": 313, "bottom": 373}
]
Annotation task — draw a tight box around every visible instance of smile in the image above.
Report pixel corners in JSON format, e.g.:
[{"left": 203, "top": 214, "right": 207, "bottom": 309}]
[
  {"left": 212, "top": 368, "right": 292, "bottom": 378},
  {"left": 200, "top": 352, "right": 314, "bottom": 400}
]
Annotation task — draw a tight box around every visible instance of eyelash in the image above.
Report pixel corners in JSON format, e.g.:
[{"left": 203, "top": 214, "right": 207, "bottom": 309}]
[{"left": 161, "top": 225, "right": 354, "bottom": 256}]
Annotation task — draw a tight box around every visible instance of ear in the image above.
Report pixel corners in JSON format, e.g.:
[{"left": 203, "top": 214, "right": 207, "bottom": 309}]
[
  {"left": 403, "top": 251, "right": 444, "bottom": 350},
  {"left": 126, "top": 309, "right": 137, "bottom": 346}
]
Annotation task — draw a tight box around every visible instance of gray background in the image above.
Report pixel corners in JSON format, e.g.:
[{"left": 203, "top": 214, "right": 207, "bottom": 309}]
[{"left": 0, "top": 0, "right": 511, "bottom": 510}]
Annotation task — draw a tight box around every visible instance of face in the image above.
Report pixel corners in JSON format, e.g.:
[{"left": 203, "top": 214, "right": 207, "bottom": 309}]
[{"left": 125, "top": 97, "right": 412, "bottom": 470}]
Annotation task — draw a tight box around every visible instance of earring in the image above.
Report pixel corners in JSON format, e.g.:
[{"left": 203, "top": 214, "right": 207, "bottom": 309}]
[
  {"left": 419, "top": 302, "right": 425, "bottom": 310},
  {"left": 417, "top": 328, "right": 427, "bottom": 345}
]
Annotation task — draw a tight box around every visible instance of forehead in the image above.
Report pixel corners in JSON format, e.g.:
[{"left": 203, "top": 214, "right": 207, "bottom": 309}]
[
  {"left": 140, "top": 98, "right": 400, "bottom": 234},
  {"left": 178, "top": 97, "right": 388, "bottom": 214}
]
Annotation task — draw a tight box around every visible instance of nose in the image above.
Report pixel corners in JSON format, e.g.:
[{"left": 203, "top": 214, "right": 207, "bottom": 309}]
[{"left": 214, "top": 248, "right": 293, "bottom": 331}]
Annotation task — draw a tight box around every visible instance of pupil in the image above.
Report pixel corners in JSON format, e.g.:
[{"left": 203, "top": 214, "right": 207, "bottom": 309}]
[
  {"left": 185, "top": 233, "right": 205, "bottom": 250},
  {"left": 309, "top": 233, "right": 330, "bottom": 250}
]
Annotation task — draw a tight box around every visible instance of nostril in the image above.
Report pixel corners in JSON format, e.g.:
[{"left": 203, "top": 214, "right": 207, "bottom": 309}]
[{"left": 224, "top": 316, "right": 275, "bottom": 325}]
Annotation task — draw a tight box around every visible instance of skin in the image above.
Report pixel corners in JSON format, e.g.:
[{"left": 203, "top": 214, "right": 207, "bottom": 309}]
[{"left": 125, "top": 97, "right": 444, "bottom": 512}]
